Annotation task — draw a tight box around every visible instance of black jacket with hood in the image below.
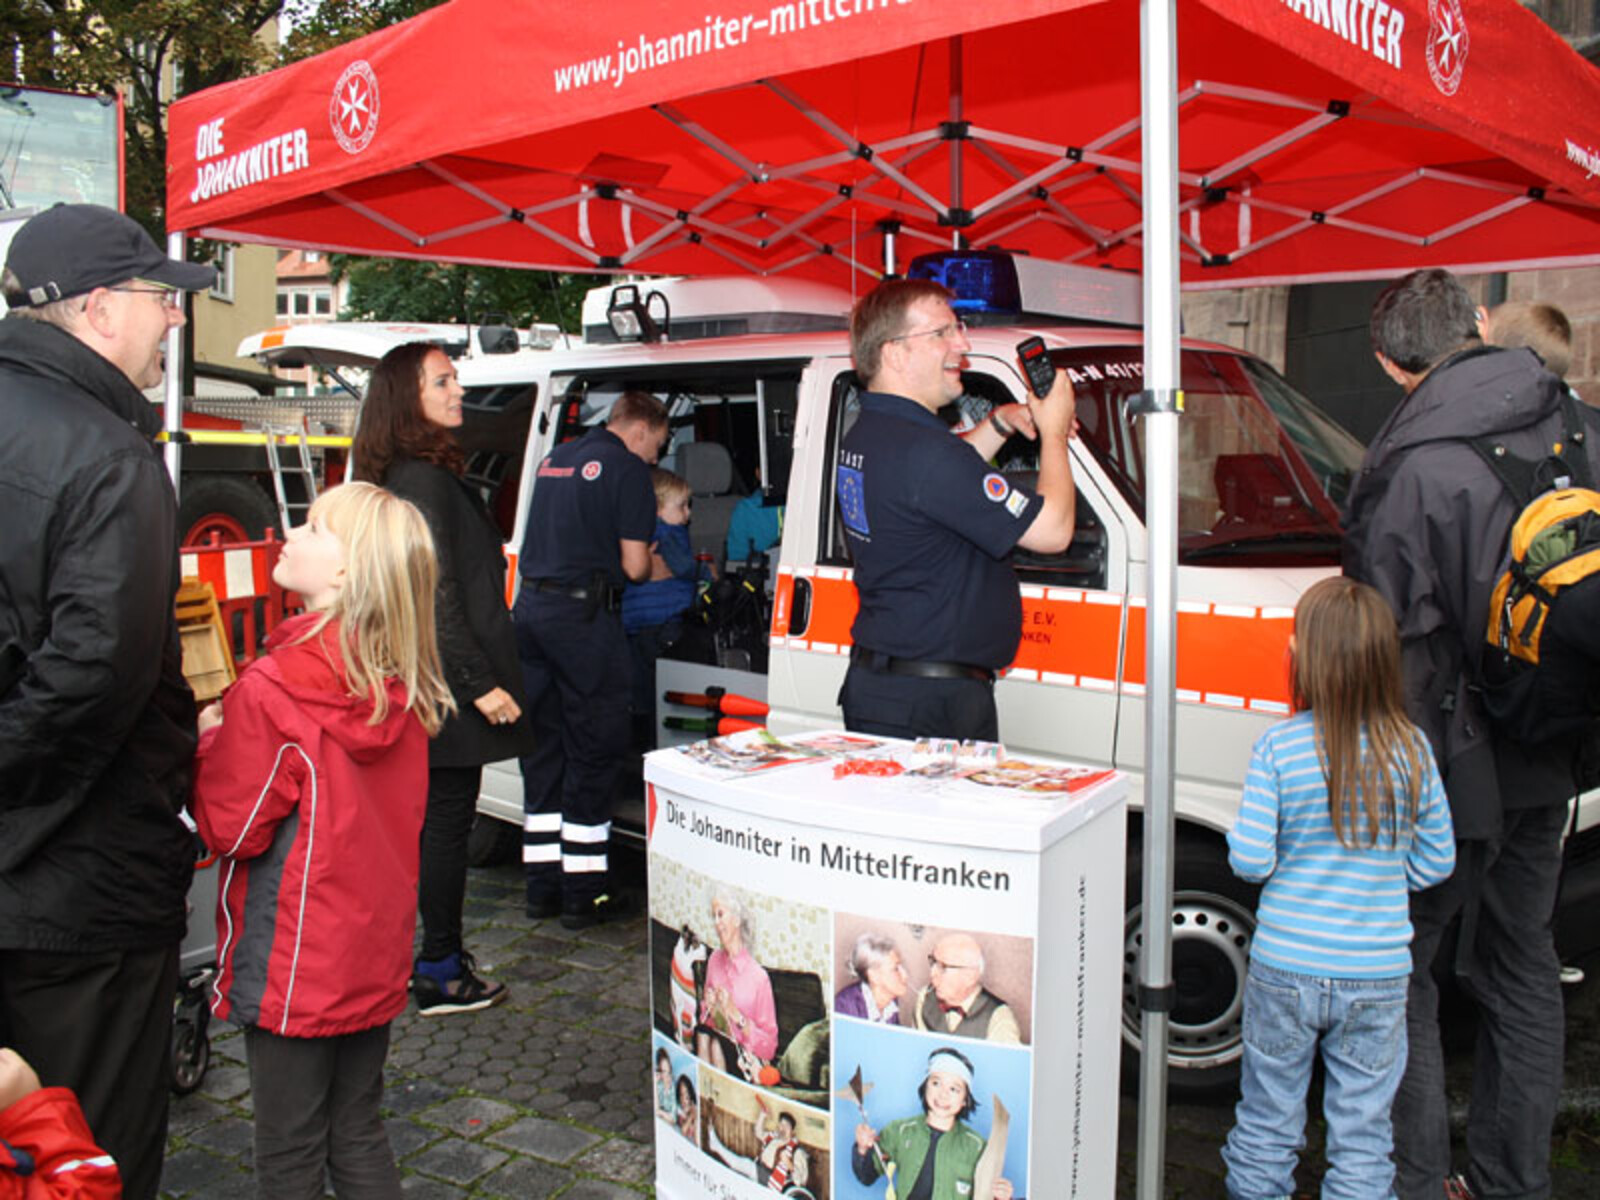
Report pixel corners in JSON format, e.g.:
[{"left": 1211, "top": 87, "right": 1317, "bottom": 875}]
[
  {"left": 1342, "top": 344, "right": 1597, "bottom": 839},
  {"left": 0, "top": 317, "right": 197, "bottom": 952}
]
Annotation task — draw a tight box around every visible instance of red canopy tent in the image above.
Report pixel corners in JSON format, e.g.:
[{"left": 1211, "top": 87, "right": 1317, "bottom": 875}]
[
  {"left": 167, "top": 0, "right": 1600, "bottom": 287},
  {"left": 166, "top": 4, "right": 1600, "bottom": 1193}
]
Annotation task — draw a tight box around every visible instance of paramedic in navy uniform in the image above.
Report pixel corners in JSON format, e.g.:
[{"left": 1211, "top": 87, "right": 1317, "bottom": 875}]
[
  {"left": 837, "top": 279, "right": 1077, "bottom": 741},
  {"left": 515, "top": 390, "right": 668, "bottom": 928}
]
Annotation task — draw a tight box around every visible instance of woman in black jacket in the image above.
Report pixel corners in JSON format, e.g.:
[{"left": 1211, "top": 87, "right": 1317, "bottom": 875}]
[{"left": 355, "top": 342, "right": 535, "bottom": 1015}]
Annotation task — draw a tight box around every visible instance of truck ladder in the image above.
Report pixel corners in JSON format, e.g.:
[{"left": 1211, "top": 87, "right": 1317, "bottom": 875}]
[{"left": 262, "top": 421, "right": 319, "bottom": 535}]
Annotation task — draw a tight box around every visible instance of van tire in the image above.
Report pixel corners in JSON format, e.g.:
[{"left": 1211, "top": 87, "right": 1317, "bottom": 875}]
[
  {"left": 466, "top": 811, "right": 521, "bottom": 867},
  {"left": 178, "top": 474, "right": 279, "bottom": 547},
  {"left": 1121, "top": 831, "right": 1259, "bottom": 1101}
]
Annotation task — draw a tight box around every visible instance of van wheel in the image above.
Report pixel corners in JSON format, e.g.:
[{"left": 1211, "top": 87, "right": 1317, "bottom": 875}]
[
  {"left": 466, "top": 812, "right": 521, "bottom": 867},
  {"left": 1122, "top": 832, "right": 1258, "bottom": 1101},
  {"left": 179, "top": 475, "right": 279, "bottom": 547}
]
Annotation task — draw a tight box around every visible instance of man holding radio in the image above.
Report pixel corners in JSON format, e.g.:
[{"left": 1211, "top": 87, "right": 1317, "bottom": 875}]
[{"left": 836, "top": 278, "right": 1077, "bottom": 741}]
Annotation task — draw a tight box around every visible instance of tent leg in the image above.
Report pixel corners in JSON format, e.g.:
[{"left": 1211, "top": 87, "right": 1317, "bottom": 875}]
[
  {"left": 1137, "top": 0, "right": 1182, "bottom": 1197},
  {"left": 164, "top": 232, "right": 186, "bottom": 495}
]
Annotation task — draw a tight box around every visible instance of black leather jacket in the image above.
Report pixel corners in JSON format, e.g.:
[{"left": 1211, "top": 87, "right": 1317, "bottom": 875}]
[{"left": 0, "top": 318, "right": 196, "bottom": 952}]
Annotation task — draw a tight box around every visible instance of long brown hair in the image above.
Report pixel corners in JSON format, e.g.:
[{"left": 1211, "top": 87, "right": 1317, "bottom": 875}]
[
  {"left": 1291, "top": 576, "right": 1429, "bottom": 848},
  {"left": 352, "top": 342, "right": 464, "bottom": 484}
]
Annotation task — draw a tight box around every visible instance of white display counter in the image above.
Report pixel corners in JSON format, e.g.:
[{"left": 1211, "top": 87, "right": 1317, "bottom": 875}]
[{"left": 643, "top": 731, "right": 1127, "bottom": 1200}]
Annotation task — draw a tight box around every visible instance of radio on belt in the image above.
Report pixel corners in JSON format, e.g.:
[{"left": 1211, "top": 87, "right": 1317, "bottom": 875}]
[{"left": 1017, "top": 336, "right": 1055, "bottom": 399}]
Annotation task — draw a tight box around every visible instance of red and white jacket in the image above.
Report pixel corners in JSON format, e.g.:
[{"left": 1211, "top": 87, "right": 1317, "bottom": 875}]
[
  {"left": 0, "top": 1088, "right": 120, "bottom": 1200},
  {"left": 193, "top": 614, "right": 429, "bottom": 1038}
]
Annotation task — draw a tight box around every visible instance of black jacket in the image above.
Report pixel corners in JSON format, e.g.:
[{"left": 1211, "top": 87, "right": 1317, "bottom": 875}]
[
  {"left": 0, "top": 318, "right": 196, "bottom": 952},
  {"left": 1343, "top": 345, "right": 1596, "bottom": 837},
  {"left": 383, "top": 459, "right": 535, "bottom": 767}
]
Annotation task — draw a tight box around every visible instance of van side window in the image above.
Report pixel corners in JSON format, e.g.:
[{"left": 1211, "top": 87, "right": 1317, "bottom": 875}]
[
  {"left": 820, "top": 370, "right": 1108, "bottom": 590},
  {"left": 546, "top": 366, "right": 801, "bottom": 570},
  {"left": 459, "top": 383, "right": 537, "bottom": 539}
]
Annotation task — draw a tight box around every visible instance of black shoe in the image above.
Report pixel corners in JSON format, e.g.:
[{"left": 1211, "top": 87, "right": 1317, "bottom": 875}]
[
  {"left": 411, "top": 952, "right": 508, "bottom": 1016},
  {"left": 525, "top": 894, "right": 561, "bottom": 921},
  {"left": 560, "top": 892, "right": 635, "bottom": 931}
]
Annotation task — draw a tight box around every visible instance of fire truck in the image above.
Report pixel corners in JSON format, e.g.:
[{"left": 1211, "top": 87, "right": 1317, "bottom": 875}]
[{"left": 244, "top": 251, "right": 1600, "bottom": 1099}]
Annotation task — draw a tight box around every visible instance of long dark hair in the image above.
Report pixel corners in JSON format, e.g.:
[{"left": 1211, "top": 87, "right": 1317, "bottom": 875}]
[
  {"left": 1292, "top": 576, "right": 1428, "bottom": 848},
  {"left": 352, "top": 342, "right": 465, "bottom": 484}
]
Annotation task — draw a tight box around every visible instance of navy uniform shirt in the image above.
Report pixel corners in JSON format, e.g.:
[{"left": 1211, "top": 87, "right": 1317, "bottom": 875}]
[
  {"left": 519, "top": 427, "right": 656, "bottom": 587},
  {"left": 838, "top": 392, "right": 1043, "bottom": 668}
]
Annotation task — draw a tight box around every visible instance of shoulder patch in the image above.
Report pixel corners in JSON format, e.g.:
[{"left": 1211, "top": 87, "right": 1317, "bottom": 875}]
[
  {"left": 837, "top": 465, "right": 869, "bottom": 536},
  {"left": 1005, "top": 490, "right": 1030, "bottom": 518},
  {"left": 982, "top": 472, "right": 1010, "bottom": 502},
  {"left": 581, "top": 460, "right": 603, "bottom": 481}
]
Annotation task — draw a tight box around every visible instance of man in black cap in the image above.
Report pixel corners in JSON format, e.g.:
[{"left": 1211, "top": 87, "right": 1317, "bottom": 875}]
[{"left": 0, "top": 204, "right": 215, "bottom": 1200}]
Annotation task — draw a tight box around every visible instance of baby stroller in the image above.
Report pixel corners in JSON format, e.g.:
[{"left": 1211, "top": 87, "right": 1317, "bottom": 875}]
[{"left": 172, "top": 820, "right": 218, "bottom": 1095}]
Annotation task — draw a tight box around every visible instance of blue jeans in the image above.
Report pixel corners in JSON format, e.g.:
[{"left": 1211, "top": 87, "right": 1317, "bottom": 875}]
[{"left": 1223, "top": 961, "right": 1408, "bottom": 1200}]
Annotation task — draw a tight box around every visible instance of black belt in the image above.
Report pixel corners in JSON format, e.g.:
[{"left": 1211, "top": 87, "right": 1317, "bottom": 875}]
[
  {"left": 529, "top": 578, "right": 601, "bottom": 600},
  {"left": 526, "top": 578, "right": 622, "bottom": 612},
  {"left": 851, "top": 645, "right": 995, "bottom": 683}
]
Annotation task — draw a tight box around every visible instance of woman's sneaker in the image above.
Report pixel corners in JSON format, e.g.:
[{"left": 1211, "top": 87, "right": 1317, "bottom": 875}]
[{"left": 412, "top": 952, "right": 508, "bottom": 1016}]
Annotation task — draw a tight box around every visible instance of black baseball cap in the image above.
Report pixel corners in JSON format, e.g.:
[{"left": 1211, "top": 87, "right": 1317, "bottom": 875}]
[{"left": 4, "top": 203, "right": 216, "bottom": 308}]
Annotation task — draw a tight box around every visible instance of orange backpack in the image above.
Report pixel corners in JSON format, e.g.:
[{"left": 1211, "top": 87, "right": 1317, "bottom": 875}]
[{"left": 1475, "top": 390, "right": 1600, "bottom": 748}]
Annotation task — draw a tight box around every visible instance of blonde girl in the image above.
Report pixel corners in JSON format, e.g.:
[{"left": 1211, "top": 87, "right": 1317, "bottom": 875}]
[
  {"left": 1222, "top": 575, "right": 1455, "bottom": 1200},
  {"left": 192, "top": 483, "right": 453, "bottom": 1200}
]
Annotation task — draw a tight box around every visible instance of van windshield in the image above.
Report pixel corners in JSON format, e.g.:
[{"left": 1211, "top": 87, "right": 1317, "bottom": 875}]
[{"left": 1056, "top": 346, "right": 1365, "bottom": 567}]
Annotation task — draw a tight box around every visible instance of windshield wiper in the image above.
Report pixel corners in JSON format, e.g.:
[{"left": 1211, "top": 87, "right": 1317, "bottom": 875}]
[{"left": 1182, "top": 530, "right": 1342, "bottom": 561}]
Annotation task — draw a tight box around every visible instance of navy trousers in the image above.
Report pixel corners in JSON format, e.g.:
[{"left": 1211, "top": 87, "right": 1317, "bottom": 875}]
[{"left": 514, "top": 588, "right": 629, "bottom": 908}]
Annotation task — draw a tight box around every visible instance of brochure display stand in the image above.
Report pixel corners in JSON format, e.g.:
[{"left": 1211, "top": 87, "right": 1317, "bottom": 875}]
[{"left": 643, "top": 730, "right": 1128, "bottom": 1200}]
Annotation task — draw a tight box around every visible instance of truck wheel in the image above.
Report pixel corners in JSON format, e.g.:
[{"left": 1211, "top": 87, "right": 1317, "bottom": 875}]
[
  {"left": 1121, "top": 831, "right": 1259, "bottom": 1101},
  {"left": 466, "top": 811, "right": 521, "bottom": 867},
  {"left": 178, "top": 475, "right": 279, "bottom": 547}
]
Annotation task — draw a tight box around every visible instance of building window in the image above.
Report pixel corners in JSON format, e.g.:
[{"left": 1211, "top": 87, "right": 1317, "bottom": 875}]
[
  {"left": 314, "top": 289, "right": 331, "bottom": 315},
  {"left": 276, "top": 291, "right": 288, "bottom": 316},
  {"left": 209, "top": 244, "right": 235, "bottom": 303}
]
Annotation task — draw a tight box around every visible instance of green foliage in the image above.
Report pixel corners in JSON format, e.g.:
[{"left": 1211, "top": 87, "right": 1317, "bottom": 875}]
[
  {"left": 278, "top": 0, "right": 444, "bottom": 62},
  {"left": 333, "top": 255, "right": 589, "bottom": 332},
  {"left": 0, "top": 1, "right": 439, "bottom": 240},
  {"left": 1, "top": 1, "right": 287, "bottom": 238}
]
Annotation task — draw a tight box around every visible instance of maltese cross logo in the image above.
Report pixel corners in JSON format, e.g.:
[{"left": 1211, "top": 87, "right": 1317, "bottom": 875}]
[
  {"left": 330, "top": 60, "right": 380, "bottom": 154},
  {"left": 1426, "top": 0, "right": 1469, "bottom": 97}
]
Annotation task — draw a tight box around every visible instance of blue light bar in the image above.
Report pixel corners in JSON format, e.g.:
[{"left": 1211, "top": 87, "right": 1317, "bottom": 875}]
[{"left": 906, "top": 250, "right": 1022, "bottom": 315}]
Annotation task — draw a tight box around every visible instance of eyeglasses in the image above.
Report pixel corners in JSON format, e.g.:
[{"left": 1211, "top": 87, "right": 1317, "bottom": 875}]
[
  {"left": 890, "top": 318, "right": 968, "bottom": 344},
  {"left": 111, "top": 285, "right": 184, "bottom": 309},
  {"left": 928, "top": 956, "right": 979, "bottom": 974}
]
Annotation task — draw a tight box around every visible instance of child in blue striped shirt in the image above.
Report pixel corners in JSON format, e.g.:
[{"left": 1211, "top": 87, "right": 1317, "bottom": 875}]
[{"left": 1222, "top": 576, "right": 1455, "bottom": 1200}]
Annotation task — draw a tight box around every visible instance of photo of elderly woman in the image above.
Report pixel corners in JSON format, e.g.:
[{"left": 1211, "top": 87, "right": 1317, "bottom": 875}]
[
  {"left": 833, "top": 1022, "right": 1030, "bottom": 1200},
  {"left": 649, "top": 859, "right": 833, "bottom": 1106},
  {"left": 697, "top": 886, "right": 780, "bottom": 1073},
  {"left": 834, "top": 931, "right": 909, "bottom": 1026}
]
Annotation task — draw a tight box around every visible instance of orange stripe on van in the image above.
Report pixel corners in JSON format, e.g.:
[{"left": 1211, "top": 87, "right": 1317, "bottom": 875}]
[{"left": 773, "top": 568, "right": 1293, "bottom": 711}]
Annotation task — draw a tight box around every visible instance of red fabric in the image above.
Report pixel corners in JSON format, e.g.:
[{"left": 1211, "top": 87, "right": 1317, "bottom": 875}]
[
  {"left": 192, "top": 612, "right": 429, "bottom": 1038},
  {"left": 0, "top": 1088, "right": 120, "bottom": 1200},
  {"left": 165, "top": 0, "right": 1600, "bottom": 287}
]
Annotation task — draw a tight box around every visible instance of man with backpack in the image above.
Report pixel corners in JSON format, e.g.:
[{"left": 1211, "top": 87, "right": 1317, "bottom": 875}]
[{"left": 1343, "top": 267, "right": 1598, "bottom": 1200}]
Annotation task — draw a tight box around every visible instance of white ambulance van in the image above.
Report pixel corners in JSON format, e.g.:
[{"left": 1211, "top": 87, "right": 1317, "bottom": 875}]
[{"left": 242, "top": 251, "right": 1600, "bottom": 1098}]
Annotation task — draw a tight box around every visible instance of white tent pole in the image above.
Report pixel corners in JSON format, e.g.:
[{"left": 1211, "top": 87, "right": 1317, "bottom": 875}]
[
  {"left": 1137, "top": 0, "right": 1182, "bottom": 1194},
  {"left": 164, "top": 231, "right": 185, "bottom": 493}
]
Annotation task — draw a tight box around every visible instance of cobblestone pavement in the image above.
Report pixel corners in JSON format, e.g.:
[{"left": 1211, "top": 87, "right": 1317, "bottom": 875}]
[{"left": 160, "top": 855, "right": 1600, "bottom": 1199}]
